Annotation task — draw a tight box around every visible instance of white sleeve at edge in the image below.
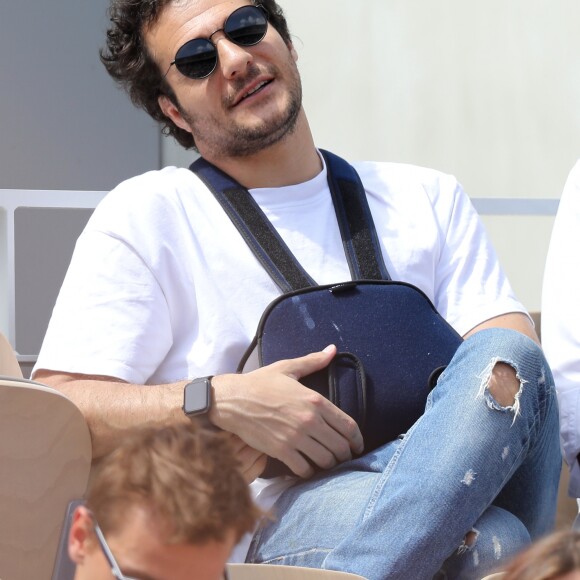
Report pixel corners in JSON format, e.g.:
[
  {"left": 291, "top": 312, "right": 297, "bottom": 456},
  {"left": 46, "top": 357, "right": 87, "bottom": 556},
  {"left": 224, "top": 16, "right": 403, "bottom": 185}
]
[{"left": 542, "top": 160, "right": 580, "bottom": 497}]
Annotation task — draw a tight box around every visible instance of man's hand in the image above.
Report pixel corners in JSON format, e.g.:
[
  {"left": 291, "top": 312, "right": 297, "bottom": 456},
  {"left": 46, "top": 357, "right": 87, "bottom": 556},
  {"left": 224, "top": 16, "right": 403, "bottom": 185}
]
[
  {"left": 223, "top": 433, "right": 268, "bottom": 483},
  {"left": 209, "top": 345, "right": 365, "bottom": 478}
]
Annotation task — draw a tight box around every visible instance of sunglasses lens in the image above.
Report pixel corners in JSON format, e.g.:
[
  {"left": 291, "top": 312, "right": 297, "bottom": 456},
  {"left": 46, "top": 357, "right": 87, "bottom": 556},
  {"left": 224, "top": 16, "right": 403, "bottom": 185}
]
[
  {"left": 172, "top": 5, "right": 268, "bottom": 79},
  {"left": 225, "top": 5, "right": 268, "bottom": 47},
  {"left": 174, "top": 39, "right": 217, "bottom": 79}
]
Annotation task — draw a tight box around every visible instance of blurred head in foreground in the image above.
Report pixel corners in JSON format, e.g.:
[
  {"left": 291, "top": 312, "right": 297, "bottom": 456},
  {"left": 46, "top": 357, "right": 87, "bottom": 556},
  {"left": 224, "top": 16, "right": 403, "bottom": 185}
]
[{"left": 68, "top": 422, "right": 260, "bottom": 580}]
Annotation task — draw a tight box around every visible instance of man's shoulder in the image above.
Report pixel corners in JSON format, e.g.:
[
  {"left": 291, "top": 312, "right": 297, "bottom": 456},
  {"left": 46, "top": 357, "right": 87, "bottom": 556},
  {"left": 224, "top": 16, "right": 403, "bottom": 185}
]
[
  {"left": 354, "top": 158, "right": 455, "bottom": 181},
  {"left": 352, "top": 159, "right": 462, "bottom": 202},
  {"left": 106, "top": 165, "right": 199, "bottom": 202},
  {"left": 86, "top": 166, "right": 211, "bottom": 236},
  {"left": 93, "top": 166, "right": 209, "bottom": 216}
]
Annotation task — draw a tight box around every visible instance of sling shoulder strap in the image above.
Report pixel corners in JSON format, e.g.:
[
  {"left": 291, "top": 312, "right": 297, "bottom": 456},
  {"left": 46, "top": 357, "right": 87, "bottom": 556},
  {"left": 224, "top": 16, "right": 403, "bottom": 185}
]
[{"left": 189, "top": 149, "right": 391, "bottom": 293}]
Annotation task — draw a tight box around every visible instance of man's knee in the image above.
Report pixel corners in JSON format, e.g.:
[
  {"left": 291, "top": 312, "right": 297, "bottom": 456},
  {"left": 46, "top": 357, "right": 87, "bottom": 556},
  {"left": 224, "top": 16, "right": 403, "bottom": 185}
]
[
  {"left": 487, "top": 362, "right": 521, "bottom": 407},
  {"left": 476, "top": 356, "right": 525, "bottom": 417}
]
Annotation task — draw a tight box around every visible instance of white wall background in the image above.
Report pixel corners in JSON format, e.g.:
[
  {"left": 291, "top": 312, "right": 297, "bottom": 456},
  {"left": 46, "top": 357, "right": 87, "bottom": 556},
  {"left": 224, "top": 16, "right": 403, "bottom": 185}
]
[
  {"left": 0, "top": 0, "right": 160, "bottom": 191},
  {"left": 4, "top": 0, "right": 578, "bottom": 359},
  {"left": 165, "top": 0, "right": 580, "bottom": 312}
]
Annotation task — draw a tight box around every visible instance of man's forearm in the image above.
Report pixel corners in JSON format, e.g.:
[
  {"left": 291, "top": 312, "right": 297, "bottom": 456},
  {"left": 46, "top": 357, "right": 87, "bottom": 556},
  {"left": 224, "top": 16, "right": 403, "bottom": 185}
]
[
  {"left": 34, "top": 370, "right": 189, "bottom": 459},
  {"left": 35, "top": 347, "right": 363, "bottom": 478}
]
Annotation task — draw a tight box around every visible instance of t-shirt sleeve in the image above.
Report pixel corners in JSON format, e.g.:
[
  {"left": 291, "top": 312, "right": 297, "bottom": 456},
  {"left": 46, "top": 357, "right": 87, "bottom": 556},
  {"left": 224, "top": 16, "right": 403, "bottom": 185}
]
[
  {"left": 33, "top": 228, "right": 173, "bottom": 385},
  {"left": 431, "top": 174, "right": 526, "bottom": 336},
  {"left": 542, "top": 160, "right": 580, "bottom": 497}
]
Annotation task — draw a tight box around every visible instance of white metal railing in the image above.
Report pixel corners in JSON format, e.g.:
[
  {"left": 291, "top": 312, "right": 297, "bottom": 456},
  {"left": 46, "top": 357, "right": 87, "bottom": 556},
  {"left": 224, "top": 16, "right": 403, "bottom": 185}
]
[{"left": 471, "top": 198, "right": 559, "bottom": 216}]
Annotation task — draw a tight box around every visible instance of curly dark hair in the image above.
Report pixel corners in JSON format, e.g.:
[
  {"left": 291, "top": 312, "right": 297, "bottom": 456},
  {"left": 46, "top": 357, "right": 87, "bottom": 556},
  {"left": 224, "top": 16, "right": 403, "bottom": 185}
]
[{"left": 100, "top": 0, "right": 292, "bottom": 150}]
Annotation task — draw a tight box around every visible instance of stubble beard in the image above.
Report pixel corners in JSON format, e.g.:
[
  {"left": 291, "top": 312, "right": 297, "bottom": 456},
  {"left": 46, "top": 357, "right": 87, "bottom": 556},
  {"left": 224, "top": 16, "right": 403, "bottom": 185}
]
[
  {"left": 178, "top": 62, "right": 303, "bottom": 159},
  {"left": 225, "top": 81, "right": 302, "bottom": 157}
]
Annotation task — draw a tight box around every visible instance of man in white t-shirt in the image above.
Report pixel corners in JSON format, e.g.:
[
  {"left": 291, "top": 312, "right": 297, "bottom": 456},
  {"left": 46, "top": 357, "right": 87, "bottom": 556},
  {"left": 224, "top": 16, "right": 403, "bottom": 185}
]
[
  {"left": 543, "top": 161, "right": 580, "bottom": 524},
  {"left": 34, "top": 1, "right": 561, "bottom": 578}
]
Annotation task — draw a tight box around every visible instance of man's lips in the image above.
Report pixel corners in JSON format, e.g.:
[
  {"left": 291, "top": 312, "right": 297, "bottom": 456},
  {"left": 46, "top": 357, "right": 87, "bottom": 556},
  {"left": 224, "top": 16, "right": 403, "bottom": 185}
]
[{"left": 231, "top": 78, "right": 273, "bottom": 107}]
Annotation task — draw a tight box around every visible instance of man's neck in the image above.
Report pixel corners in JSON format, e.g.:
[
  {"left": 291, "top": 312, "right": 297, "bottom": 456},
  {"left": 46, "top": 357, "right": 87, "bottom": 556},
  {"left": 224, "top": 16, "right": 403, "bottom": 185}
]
[{"left": 199, "top": 112, "right": 322, "bottom": 189}]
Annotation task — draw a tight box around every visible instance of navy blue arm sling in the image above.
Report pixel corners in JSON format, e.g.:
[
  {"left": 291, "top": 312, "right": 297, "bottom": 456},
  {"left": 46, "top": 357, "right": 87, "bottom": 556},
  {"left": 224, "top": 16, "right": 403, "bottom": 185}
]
[{"left": 190, "top": 149, "right": 462, "bottom": 477}]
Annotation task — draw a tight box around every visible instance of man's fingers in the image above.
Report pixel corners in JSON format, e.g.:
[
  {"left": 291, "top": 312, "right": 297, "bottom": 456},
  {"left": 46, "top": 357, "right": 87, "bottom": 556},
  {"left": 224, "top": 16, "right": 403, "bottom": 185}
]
[
  {"left": 321, "top": 405, "right": 365, "bottom": 455},
  {"left": 315, "top": 420, "right": 357, "bottom": 463},
  {"left": 213, "top": 352, "right": 364, "bottom": 476},
  {"left": 281, "top": 449, "right": 316, "bottom": 479},
  {"left": 279, "top": 344, "right": 337, "bottom": 381},
  {"left": 272, "top": 408, "right": 363, "bottom": 475},
  {"left": 223, "top": 434, "right": 268, "bottom": 481},
  {"left": 236, "top": 442, "right": 264, "bottom": 465},
  {"left": 241, "top": 453, "right": 267, "bottom": 483},
  {"left": 297, "top": 435, "right": 343, "bottom": 471},
  {"left": 223, "top": 433, "right": 248, "bottom": 454},
  {"left": 282, "top": 428, "right": 355, "bottom": 478},
  {"left": 272, "top": 346, "right": 365, "bottom": 461}
]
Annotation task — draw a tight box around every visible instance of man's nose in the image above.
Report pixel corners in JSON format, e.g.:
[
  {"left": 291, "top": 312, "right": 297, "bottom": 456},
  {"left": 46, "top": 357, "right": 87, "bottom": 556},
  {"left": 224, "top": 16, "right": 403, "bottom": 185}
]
[{"left": 214, "top": 35, "right": 253, "bottom": 79}]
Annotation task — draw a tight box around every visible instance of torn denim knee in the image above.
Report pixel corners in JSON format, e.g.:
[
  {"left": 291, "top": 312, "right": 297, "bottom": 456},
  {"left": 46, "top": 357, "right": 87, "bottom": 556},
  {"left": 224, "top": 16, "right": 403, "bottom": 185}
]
[
  {"left": 457, "top": 528, "right": 479, "bottom": 555},
  {"left": 476, "top": 357, "right": 527, "bottom": 422}
]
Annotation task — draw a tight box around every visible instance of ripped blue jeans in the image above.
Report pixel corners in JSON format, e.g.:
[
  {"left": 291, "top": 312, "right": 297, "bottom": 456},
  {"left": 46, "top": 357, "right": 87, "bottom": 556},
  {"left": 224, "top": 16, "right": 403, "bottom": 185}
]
[{"left": 246, "top": 328, "right": 561, "bottom": 579}]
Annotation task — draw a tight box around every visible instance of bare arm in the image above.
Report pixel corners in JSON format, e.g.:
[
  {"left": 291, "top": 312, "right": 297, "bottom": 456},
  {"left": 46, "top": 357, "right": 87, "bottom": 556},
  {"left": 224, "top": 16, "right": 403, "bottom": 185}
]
[
  {"left": 463, "top": 311, "right": 540, "bottom": 345},
  {"left": 35, "top": 344, "right": 363, "bottom": 479},
  {"left": 34, "top": 370, "right": 268, "bottom": 481},
  {"left": 33, "top": 370, "right": 189, "bottom": 459}
]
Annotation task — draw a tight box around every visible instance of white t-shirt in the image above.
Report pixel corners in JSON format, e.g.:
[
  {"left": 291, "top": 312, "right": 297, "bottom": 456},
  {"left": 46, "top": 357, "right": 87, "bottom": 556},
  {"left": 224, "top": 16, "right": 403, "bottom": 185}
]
[
  {"left": 542, "top": 160, "right": 580, "bottom": 497},
  {"left": 34, "top": 153, "right": 525, "bottom": 560}
]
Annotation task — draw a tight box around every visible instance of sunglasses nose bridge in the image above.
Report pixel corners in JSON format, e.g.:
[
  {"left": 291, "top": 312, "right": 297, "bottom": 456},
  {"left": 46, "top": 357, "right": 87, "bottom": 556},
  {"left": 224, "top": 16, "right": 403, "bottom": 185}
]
[
  {"left": 213, "top": 35, "right": 254, "bottom": 79},
  {"left": 208, "top": 26, "right": 225, "bottom": 45}
]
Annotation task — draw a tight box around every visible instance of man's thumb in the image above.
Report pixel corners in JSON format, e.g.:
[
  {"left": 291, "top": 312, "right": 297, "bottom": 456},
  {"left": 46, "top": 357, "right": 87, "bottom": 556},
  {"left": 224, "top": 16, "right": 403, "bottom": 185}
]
[{"left": 287, "top": 344, "right": 337, "bottom": 380}]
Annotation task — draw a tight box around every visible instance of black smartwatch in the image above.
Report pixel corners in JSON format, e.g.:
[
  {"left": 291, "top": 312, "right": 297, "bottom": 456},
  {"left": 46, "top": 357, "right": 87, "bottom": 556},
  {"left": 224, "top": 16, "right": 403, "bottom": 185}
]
[{"left": 183, "top": 376, "right": 213, "bottom": 417}]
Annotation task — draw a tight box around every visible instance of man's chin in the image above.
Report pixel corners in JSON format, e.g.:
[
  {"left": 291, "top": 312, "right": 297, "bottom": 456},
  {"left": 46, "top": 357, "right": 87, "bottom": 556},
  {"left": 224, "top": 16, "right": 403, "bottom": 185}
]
[
  {"left": 227, "top": 125, "right": 296, "bottom": 157},
  {"left": 227, "top": 106, "right": 301, "bottom": 157}
]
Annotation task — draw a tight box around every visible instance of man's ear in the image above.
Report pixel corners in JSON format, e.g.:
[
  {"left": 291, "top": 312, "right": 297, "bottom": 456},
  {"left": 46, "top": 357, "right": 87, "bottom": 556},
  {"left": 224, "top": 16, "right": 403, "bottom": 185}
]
[
  {"left": 68, "top": 505, "right": 93, "bottom": 564},
  {"left": 158, "top": 94, "right": 193, "bottom": 134},
  {"left": 290, "top": 46, "right": 298, "bottom": 63},
  {"left": 287, "top": 41, "right": 298, "bottom": 63}
]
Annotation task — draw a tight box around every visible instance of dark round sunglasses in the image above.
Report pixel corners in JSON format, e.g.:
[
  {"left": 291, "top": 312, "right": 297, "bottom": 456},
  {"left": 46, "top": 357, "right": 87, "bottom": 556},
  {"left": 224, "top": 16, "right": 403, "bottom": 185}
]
[{"left": 164, "top": 4, "right": 269, "bottom": 80}]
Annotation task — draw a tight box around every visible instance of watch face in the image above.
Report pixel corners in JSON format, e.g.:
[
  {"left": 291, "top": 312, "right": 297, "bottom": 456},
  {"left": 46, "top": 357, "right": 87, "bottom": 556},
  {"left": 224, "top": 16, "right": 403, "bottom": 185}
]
[{"left": 184, "top": 378, "right": 210, "bottom": 415}]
